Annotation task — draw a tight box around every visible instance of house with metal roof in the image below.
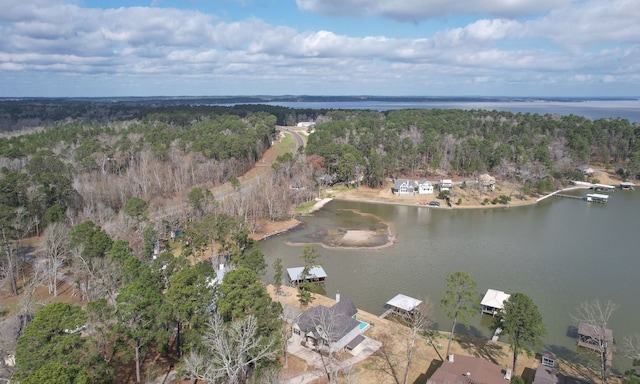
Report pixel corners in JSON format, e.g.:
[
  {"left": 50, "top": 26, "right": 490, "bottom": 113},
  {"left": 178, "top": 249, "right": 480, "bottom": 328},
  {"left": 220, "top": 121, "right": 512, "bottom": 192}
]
[
  {"left": 287, "top": 266, "right": 327, "bottom": 286},
  {"left": 481, "top": 289, "right": 511, "bottom": 316},
  {"left": 380, "top": 294, "right": 423, "bottom": 318}
]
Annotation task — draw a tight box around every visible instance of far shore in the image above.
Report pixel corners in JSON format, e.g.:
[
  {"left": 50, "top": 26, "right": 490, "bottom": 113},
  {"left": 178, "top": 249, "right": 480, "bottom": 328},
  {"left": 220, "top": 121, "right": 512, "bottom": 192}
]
[{"left": 252, "top": 168, "right": 626, "bottom": 242}]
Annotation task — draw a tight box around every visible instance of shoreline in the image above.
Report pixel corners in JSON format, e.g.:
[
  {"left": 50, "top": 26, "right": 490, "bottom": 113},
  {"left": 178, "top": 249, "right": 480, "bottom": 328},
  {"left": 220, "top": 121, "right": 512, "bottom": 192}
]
[{"left": 254, "top": 171, "right": 623, "bottom": 242}]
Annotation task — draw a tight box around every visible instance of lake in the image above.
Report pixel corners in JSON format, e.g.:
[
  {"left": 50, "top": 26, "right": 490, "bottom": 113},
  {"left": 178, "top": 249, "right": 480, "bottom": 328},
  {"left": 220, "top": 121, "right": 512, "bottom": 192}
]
[
  {"left": 260, "top": 99, "right": 640, "bottom": 122},
  {"left": 259, "top": 189, "right": 640, "bottom": 371}
]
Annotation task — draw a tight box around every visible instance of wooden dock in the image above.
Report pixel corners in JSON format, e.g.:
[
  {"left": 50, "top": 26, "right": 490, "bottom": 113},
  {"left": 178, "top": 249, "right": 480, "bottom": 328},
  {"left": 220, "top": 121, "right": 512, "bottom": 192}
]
[
  {"left": 554, "top": 194, "right": 584, "bottom": 200},
  {"left": 379, "top": 308, "right": 394, "bottom": 319}
]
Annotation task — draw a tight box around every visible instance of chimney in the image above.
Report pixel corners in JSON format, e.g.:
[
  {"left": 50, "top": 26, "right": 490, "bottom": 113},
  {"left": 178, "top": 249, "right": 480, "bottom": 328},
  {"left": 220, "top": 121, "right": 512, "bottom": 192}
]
[
  {"left": 448, "top": 354, "right": 454, "bottom": 363},
  {"left": 336, "top": 290, "right": 341, "bottom": 303}
]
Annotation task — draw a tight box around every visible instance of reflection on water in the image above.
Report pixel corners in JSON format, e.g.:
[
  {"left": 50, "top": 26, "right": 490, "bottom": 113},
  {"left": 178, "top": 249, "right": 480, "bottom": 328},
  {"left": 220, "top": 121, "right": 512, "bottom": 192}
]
[{"left": 259, "top": 191, "right": 640, "bottom": 371}]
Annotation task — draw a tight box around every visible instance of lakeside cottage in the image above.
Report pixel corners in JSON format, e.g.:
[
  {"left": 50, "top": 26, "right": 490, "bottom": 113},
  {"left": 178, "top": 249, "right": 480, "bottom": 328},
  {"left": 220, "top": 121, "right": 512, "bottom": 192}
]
[
  {"left": 439, "top": 179, "right": 453, "bottom": 192},
  {"left": 393, "top": 179, "right": 416, "bottom": 196},
  {"left": 478, "top": 173, "right": 496, "bottom": 191},
  {"left": 418, "top": 180, "right": 434, "bottom": 194},
  {"left": 576, "top": 165, "right": 594, "bottom": 176},
  {"left": 533, "top": 352, "right": 594, "bottom": 384},
  {"left": 292, "top": 296, "right": 364, "bottom": 353}
]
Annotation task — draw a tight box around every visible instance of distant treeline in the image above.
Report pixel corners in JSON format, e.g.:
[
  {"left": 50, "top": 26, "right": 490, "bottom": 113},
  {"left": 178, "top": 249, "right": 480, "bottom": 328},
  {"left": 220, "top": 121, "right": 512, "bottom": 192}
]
[{"left": 0, "top": 99, "right": 331, "bottom": 131}]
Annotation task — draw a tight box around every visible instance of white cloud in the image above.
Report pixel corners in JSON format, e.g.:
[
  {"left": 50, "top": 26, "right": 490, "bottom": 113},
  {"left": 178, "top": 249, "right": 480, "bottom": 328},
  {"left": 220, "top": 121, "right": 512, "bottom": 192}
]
[
  {"left": 0, "top": 0, "right": 638, "bottom": 96},
  {"left": 295, "top": 0, "right": 570, "bottom": 21}
]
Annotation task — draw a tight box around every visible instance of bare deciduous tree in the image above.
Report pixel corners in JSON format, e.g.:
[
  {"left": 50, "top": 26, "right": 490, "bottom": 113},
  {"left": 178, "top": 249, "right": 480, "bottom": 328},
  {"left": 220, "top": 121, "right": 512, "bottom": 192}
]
[
  {"left": 182, "top": 313, "right": 277, "bottom": 384},
  {"left": 572, "top": 300, "right": 618, "bottom": 384},
  {"left": 374, "top": 296, "right": 433, "bottom": 384},
  {"left": 41, "top": 222, "right": 70, "bottom": 297}
]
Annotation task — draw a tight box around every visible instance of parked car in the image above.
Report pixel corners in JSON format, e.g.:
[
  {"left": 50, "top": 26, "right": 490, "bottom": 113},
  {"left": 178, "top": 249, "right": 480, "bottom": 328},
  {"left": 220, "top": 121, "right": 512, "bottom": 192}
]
[{"left": 428, "top": 201, "right": 440, "bottom": 207}]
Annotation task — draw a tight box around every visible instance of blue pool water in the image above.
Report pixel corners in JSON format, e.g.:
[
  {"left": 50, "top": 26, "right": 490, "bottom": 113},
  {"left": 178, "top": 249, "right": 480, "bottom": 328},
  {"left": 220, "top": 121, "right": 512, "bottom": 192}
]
[{"left": 359, "top": 320, "right": 370, "bottom": 331}]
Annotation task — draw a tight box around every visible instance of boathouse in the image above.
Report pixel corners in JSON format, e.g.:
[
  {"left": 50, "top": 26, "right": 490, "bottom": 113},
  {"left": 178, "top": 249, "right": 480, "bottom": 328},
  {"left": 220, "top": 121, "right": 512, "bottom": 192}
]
[
  {"left": 592, "top": 184, "right": 615, "bottom": 192},
  {"left": 577, "top": 322, "right": 614, "bottom": 355},
  {"left": 585, "top": 193, "right": 609, "bottom": 203},
  {"left": 620, "top": 182, "right": 635, "bottom": 190},
  {"left": 287, "top": 266, "right": 327, "bottom": 286},
  {"left": 382, "top": 294, "right": 422, "bottom": 318},
  {"left": 481, "top": 289, "right": 511, "bottom": 316}
]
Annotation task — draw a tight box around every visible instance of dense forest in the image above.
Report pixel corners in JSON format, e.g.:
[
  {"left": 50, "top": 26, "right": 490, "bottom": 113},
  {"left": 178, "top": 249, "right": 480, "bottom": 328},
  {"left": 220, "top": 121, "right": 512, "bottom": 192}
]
[
  {"left": 1, "top": 99, "right": 639, "bottom": 383},
  {"left": 306, "top": 109, "right": 640, "bottom": 192}
]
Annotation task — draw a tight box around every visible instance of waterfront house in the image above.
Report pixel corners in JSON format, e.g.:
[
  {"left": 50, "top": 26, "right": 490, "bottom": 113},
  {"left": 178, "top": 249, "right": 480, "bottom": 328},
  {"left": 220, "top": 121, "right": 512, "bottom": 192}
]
[
  {"left": 481, "top": 289, "right": 511, "bottom": 316},
  {"left": 292, "top": 296, "right": 362, "bottom": 353},
  {"left": 427, "top": 354, "right": 510, "bottom": 384},
  {"left": 439, "top": 179, "right": 454, "bottom": 192},
  {"left": 418, "top": 180, "right": 434, "bottom": 194},
  {"left": 576, "top": 165, "right": 594, "bottom": 176},
  {"left": 393, "top": 179, "right": 416, "bottom": 196},
  {"left": 533, "top": 353, "right": 594, "bottom": 384},
  {"left": 287, "top": 266, "right": 327, "bottom": 286},
  {"left": 478, "top": 174, "right": 496, "bottom": 191}
]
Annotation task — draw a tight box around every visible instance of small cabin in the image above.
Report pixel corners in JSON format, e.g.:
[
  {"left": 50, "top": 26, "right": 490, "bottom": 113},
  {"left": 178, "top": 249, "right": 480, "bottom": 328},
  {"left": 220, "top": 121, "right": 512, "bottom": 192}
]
[
  {"left": 439, "top": 179, "right": 453, "bottom": 192},
  {"left": 576, "top": 165, "right": 594, "bottom": 176},
  {"left": 541, "top": 352, "right": 556, "bottom": 368},
  {"left": 481, "top": 289, "right": 511, "bottom": 316},
  {"left": 287, "top": 266, "right": 327, "bottom": 286},
  {"left": 478, "top": 174, "right": 496, "bottom": 191}
]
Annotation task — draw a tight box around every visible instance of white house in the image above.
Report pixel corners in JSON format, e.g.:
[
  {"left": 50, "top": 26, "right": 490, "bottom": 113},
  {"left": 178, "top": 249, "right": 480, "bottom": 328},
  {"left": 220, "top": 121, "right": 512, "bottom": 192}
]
[
  {"left": 418, "top": 180, "right": 434, "bottom": 194},
  {"left": 393, "top": 179, "right": 416, "bottom": 196},
  {"left": 439, "top": 179, "right": 453, "bottom": 192},
  {"left": 481, "top": 289, "right": 511, "bottom": 315}
]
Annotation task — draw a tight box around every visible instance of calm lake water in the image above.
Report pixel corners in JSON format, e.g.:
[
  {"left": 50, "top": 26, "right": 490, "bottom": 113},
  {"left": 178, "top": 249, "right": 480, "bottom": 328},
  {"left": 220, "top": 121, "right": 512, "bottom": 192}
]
[
  {"left": 262, "top": 99, "right": 640, "bottom": 122},
  {"left": 259, "top": 189, "right": 640, "bottom": 371}
]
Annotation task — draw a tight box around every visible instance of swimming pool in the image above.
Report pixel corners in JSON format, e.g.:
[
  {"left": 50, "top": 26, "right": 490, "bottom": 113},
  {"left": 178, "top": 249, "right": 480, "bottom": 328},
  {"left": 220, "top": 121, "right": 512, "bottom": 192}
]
[{"left": 358, "top": 320, "right": 370, "bottom": 332}]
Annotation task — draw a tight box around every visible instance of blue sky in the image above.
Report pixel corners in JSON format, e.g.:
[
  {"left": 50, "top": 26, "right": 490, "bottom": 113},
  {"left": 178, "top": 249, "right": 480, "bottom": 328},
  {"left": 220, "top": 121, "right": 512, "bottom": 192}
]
[{"left": 1, "top": 0, "right": 638, "bottom": 97}]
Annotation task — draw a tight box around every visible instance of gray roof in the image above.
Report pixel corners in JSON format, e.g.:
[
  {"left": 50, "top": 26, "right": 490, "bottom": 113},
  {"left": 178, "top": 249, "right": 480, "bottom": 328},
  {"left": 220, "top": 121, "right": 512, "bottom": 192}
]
[
  {"left": 287, "top": 266, "right": 327, "bottom": 281},
  {"left": 295, "top": 297, "right": 360, "bottom": 342}
]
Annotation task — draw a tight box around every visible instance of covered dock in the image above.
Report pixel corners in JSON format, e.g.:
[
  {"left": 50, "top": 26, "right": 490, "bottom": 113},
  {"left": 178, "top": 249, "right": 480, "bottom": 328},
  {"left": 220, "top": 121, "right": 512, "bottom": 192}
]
[
  {"left": 287, "top": 266, "right": 327, "bottom": 286},
  {"left": 591, "top": 184, "right": 616, "bottom": 192},
  {"left": 577, "top": 322, "right": 614, "bottom": 366},
  {"left": 620, "top": 182, "right": 635, "bottom": 190},
  {"left": 586, "top": 193, "right": 609, "bottom": 203},
  {"left": 481, "top": 289, "right": 511, "bottom": 316},
  {"left": 380, "top": 294, "right": 422, "bottom": 318}
]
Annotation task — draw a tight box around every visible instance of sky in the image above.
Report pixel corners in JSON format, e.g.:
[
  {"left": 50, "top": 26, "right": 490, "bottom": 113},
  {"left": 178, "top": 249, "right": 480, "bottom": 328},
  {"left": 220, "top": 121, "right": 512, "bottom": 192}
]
[{"left": 1, "top": 0, "right": 639, "bottom": 97}]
